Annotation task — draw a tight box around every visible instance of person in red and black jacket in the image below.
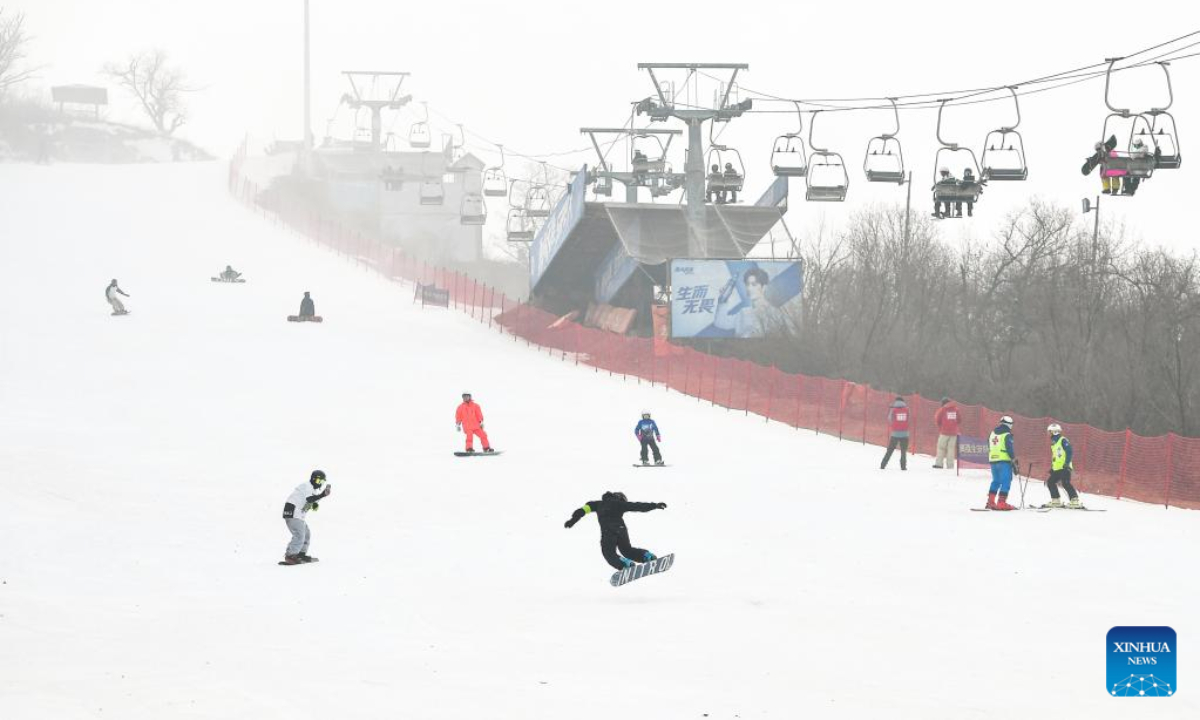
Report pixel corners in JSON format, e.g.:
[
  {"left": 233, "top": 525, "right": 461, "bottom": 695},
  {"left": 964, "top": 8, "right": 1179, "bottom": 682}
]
[
  {"left": 880, "top": 396, "right": 910, "bottom": 470},
  {"left": 933, "top": 397, "right": 960, "bottom": 469}
]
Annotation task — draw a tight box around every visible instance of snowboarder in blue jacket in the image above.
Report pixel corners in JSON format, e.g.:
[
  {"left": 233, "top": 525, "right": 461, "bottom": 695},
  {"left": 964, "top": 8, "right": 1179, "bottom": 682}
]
[{"left": 634, "top": 411, "right": 663, "bottom": 465}]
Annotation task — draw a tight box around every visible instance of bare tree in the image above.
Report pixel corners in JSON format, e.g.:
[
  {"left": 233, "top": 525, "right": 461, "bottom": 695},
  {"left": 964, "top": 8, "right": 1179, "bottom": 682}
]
[
  {"left": 104, "top": 49, "right": 193, "bottom": 136},
  {"left": 0, "top": 9, "right": 37, "bottom": 92}
]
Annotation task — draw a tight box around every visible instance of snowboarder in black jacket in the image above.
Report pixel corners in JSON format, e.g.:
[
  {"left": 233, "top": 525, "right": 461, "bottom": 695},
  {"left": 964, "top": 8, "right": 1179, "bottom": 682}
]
[{"left": 564, "top": 491, "right": 666, "bottom": 570}]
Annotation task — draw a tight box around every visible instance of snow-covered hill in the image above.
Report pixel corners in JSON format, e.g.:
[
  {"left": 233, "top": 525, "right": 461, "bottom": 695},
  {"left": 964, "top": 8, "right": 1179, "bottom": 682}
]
[{"left": 0, "top": 161, "right": 1195, "bottom": 719}]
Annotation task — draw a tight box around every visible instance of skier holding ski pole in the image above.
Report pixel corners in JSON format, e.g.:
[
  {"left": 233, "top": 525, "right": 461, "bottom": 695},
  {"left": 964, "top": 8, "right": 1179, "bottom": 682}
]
[{"left": 985, "top": 416, "right": 1018, "bottom": 511}]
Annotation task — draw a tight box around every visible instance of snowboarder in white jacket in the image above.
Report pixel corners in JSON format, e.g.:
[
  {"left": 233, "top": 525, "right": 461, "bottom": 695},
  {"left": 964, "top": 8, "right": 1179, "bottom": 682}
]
[
  {"left": 106, "top": 279, "right": 130, "bottom": 315},
  {"left": 281, "top": 470, "right": 331, "bottom": 564}
]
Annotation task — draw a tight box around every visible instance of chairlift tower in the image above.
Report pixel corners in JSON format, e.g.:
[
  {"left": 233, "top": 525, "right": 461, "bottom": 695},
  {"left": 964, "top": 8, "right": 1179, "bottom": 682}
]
[
  {"left": 340, "top": 71, "right": 413, "bottom": 152},
  {"left": 636, "top": 63, "right": 751, "bottom": 258},
  {"left": 580, "top": 127, "right": 685, "bottom": 203}
]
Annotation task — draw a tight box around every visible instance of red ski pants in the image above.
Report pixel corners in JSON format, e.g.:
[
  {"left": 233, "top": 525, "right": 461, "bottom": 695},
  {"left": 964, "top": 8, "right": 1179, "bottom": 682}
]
[{"left": 463, "top": 427, "right": 490, "bottom": 450}]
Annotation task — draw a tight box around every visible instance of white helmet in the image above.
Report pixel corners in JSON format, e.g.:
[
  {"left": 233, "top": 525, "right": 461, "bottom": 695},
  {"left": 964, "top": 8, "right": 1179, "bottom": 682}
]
[
  {"left": 1132, "top": 138, "right": 1145, "bottom": 149},
  {"left": 939, "top": 166, "right": 950, "bottom": 174},
  {"left": 1000, "top": 415, "right": 1014, "bottom": 426},
  {"left": 1047, "top": 423, "right": 1062, "bottom": 434},
  {"left": 641, "top": 411, "right": 651, "bottom": 418}
]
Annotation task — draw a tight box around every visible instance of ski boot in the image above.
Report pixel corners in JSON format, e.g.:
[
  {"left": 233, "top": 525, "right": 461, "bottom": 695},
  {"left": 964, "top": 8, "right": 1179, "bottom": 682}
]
[
  {"left": 985, "top": 492, "right": 998, "bottom": 510},
  {"left": 994, "top": 492, "right": 1016, "bottom": 511},
  {"left": 281, "top": 554, "right": 303, "bottom": 565},
  {"left": 640, "top": 459, "right": 649, "bottom": 466},
  {"left": 1068, "top": 497, "right": 1083, "bottom": 509},
  {"left": 1045, "top": 499, "right": 1064, "bottom": 509}
]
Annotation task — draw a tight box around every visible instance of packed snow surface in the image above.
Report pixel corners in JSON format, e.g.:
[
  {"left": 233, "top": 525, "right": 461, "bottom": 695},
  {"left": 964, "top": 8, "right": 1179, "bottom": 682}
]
[{"left": 1, "top": 162, "right": 1196, "bottom": 719}]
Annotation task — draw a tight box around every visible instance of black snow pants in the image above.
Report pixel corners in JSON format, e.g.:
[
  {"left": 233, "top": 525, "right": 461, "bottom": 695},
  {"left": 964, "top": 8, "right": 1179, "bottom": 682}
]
[
  {"left": 880, "top": 437, "right": 909, "bottom": 470},
  {"left": 639, "top": 436, "right": 662, "bottom": 463},
  {"left": 1047, "top": 468, "right": 1078, "bottom": 500},
  {"left": 600, "top": 524, "right": 650, "bottom": 570}
]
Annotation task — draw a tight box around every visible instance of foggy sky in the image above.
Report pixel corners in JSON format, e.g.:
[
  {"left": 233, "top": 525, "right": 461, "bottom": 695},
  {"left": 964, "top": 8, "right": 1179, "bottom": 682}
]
[{"left": 10, "top": 0, "right": 1200, "bottom": 250}]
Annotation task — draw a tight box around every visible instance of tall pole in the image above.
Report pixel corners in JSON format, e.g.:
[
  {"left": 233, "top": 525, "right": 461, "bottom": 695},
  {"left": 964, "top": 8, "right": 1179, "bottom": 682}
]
[
  {"left": 903, "top": 171, "right": 912, "bottom": 245},
  {"left": 1092, "top": 195, "right": 1101, "bottom": 249},
  {"left": 301, "top": 0, "right": 312, "bottom": 174},
  {"left": 685, "top": 119, "right": 706, "bottom": 258}
]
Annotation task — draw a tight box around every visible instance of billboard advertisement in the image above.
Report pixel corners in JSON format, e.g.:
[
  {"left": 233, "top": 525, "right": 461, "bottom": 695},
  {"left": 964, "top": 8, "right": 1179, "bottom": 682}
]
[{"left": 669, "top": 259, "right": 803, "bottom": 339}]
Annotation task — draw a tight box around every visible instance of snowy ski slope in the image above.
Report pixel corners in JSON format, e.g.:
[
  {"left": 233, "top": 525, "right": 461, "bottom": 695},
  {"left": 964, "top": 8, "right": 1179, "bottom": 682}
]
[{"left": 1, "top": 162, "right": 1196, "bottom": 719}]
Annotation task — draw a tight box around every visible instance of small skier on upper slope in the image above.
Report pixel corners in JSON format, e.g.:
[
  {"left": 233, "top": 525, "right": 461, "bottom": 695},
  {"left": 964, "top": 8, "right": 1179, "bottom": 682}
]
[
  {"left": 564, "top": 491, "right": 666, "bottom": 570},
  {"left": 634, "top": 411, "right": 664, "bottom": 465},
  {"left": 106, "top": 279, "right": 130, "bottom": 315}
]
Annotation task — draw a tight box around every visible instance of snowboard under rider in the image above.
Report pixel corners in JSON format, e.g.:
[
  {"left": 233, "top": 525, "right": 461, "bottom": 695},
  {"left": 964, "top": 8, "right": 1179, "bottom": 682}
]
[
  {"left": 106, "top": 279, "right": 130, "bottom": 315},
  {"left": 455, "top": 392, "right": 493, "bottom": 453},
  {"left": 299, "top": 291, "right": 315, "bottom": 318},
  {"left": 281, "top": 470, "right": 332, "bottom": 564},
  {"left": 634, "top": 411, "right": 663, "bottom": 465},
  {"left": 564, "top": 491, "right": 666, "bottom": 570}
]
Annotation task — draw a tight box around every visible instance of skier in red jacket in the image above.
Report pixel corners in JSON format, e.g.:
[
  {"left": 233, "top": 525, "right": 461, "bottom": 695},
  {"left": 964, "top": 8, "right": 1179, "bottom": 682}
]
[{"left": 455, "top": 392, "right": 493, "bottom": 453}]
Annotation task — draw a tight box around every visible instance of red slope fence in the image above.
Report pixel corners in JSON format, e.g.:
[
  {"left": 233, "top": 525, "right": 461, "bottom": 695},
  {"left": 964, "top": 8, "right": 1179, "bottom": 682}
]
[{"left": 228, "top": 153, "right": 1200, "bottom": 510}]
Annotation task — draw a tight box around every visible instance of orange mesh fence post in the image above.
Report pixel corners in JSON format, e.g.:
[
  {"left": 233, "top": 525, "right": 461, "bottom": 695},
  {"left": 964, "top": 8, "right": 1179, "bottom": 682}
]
[
  {"left": 764, "top": 366, "right": 775, "bottom": 422},
  {"left": 1117, "top": 429, "right": 1131, "bottom": 499},
  {"left": 861, "top": 385, "right": 869, "bottom": 444},
  {"left": 1165, "top": 433, "right": 1175, "bottom": 508},
  {"left": 743, "top": 361, "right": 753, "bottom": 415},
  {"left": 837, "top": 380, "right": 847, "bottom": 439}
]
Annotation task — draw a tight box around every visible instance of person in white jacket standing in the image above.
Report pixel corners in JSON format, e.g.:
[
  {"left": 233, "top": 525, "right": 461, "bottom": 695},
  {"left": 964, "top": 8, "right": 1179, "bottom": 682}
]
[
  {"left": 106, "top": 279, "right": 130, "bottom": 315},
  {"left": 281, "top": 470, "right": 332, "bottom": 565}
]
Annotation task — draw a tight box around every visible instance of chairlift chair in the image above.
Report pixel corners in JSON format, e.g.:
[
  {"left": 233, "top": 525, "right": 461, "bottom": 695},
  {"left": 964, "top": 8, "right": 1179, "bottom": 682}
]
[
  {"left": 419, "top": 178, "right": 444, "bottom": 206},
  {"left": 483, "top": 144, "right": 509, "bottom": 196},
  {"left": 931, "top": 99, "right": 984, "bottom": 218},
  {"left": 594, "top": 175, "right": 614, "bottom": 197},
  {"left": 524, "top": 185, "right": 552, "bottom": 218},
  {"left": 805, "top": 110, "right": 848, "bottom": 202},
  {"left": 409, "top": 102, "right": 432, "bottom": 149},
  {"left": 631, "top": 134, "right": 669, "bottom": 178},
  {"left": 980, "top": 87, "right": 1029, "bottom": 181},
  {"left": 1100, "top": 112, "right": 1157, "bottom": 180},
  {"left": 1147, "top": 62, "right": 1182, "bottom": 169},
  {"left": 863, "top": 98, "right": 905, "bottom": 184},
  {"left": 705, "top": 145, "right": 745, "bottom": 202},
  {"left": 506, "top": 208, "right": 535, "bottom": 242},
  {"left": 460, "top": 193, "right": 486, "bottom": 226},
  {"left": 772, "top": 102, "right": 808, "bottom": 177}
]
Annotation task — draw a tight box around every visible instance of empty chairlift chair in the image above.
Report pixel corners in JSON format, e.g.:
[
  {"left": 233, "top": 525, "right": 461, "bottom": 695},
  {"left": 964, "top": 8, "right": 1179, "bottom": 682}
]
[
  {"left": 506, "top": 208, "right": 535, "bottom": 242},
  {"left": 460, "top": 193, "right": 486, "bottom": 225},
  {"left": 1147, "top": 61, "right": 1182, "bottom": 170},
  {"left": 409, "top": 102, "right": 432, "bottom": 149},
  {"left": 524, "top": 185, "right": 553, "bottom": 218},
  {"left": 419, "top": 178, "right": 444, "bottom": 205},
  {"left": 863, "top": 98, "right": 906, "bottom": 184},
  {"left": 483, "top": 145, "right": 509, "bottom": 197},
  {"left": 980, "top": 87, "right": 1029, "bottom": 182},
  {"left": 771, "top": 102, "right": 808, "bottom": 177},
  {"left": 805, "top": 110, "right": 848, "bottom": 201}
]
